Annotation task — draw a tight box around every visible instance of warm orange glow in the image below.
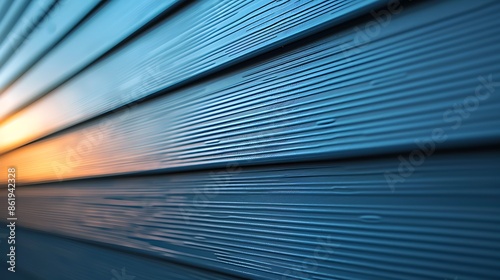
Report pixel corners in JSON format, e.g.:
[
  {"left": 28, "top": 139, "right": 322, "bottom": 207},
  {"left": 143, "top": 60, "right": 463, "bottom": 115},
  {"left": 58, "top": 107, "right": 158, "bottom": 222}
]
[{"left": 0, "top": 115, "right": 40, "bottom": 151}]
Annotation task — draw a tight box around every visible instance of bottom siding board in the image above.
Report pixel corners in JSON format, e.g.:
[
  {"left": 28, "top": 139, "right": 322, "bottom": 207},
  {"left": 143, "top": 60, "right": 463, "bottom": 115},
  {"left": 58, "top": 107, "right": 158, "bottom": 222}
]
[
  {"left": 0, "top": 227, "right": 245, "bottom": 280},
  {"left": 3, "top": 149, "right": 500, "bottom": 279}
]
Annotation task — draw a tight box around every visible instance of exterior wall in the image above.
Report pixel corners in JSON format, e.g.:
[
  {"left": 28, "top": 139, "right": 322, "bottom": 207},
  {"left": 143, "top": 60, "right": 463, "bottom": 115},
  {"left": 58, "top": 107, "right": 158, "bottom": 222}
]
[{"left": 0, "top": 0, "right": 499, "bottom": 279}]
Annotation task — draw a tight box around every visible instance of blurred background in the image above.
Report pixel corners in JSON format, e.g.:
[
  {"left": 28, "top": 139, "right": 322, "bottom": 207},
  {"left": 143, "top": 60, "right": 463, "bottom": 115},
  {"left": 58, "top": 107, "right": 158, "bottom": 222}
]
[{"left": 0, "top": 0, "right": 500, "bottom": 279}]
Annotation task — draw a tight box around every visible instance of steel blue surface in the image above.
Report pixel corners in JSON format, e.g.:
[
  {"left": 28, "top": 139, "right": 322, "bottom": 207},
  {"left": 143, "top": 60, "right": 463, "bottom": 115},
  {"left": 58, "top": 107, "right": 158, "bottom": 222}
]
[
  {"left": 0, "top": 0, "right": 101, "bottom": 92},
  {"left": 3, "top": 150, "right": 500, "bottom": 279},
  {"left": 0, "top": 0, "right": 384, "bottom": 154},
  {"left": 0, "top": 228, "right": 243, "bottom": 280},
  {"left": 0, "top": 0, "right": 499, "bottom": 279},
  {"left": 0, "top": 0, "right": 179, "bottom": 121},
  {"left": 1, "top": 0, "right": 499, "bottom": 184}
]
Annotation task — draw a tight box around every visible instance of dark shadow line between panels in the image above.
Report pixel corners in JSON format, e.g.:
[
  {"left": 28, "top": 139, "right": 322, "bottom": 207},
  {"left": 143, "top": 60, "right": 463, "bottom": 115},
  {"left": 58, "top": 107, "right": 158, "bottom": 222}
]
[
  {"left": 0, "top": 0, "right": 61, "bottom": 70},
  {"left": 0, "top": 0, "right": 31, "bottom": 46},
  {"left": 0, "top": 1, "right": 14, "bottom": 24},
  {"left": 0, "top": 0, "right": 194, "bottom": 116},
  {"left": 0, "top": 0, "right": 405, "bottom": 157},
  {"left": 0, "top": 0, "right": 109, "bottom": 94}
]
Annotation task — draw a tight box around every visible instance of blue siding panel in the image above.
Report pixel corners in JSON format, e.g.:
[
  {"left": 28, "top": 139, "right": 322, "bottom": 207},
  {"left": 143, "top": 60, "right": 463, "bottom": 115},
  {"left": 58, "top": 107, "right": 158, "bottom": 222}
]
[
  {"left": 3, "top": 150, "right": 500, "bottom": 279},
  {"left": 1, "top": 0, "right": 499, "bottom": 184},
  {"left": 0, "top": 0, "right": 385, "bottom": 154},
  {"left": 0, "top": 0, "right": 499, "bottom": 279}
]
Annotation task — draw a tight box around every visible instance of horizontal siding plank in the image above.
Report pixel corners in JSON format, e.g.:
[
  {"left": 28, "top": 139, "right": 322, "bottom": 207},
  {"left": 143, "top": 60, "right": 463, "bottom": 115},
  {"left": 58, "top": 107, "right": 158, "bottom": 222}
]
[
  {"left": 4, "top": 150, "right": 500, "bottom": 279},
  {"left": 0, "top": 0, "right": 57, "bottom": 67},
  {"left": 0, "top": 0, "right": 101, "bottom": 92},
  {"left": 0, "top": 0, "right": 384, "bottom": 154},
  {"left": 0, "top": 227, "right": 243, "bottom": 280},
  {"left": 0, "top": 0, "right": 179, "bottom": 121},
  {"left": 1, "top": 0, "right": 499, "bottom": 183},
  {"left": 0, "top": 0, "right": 30, "bottom": 43}
]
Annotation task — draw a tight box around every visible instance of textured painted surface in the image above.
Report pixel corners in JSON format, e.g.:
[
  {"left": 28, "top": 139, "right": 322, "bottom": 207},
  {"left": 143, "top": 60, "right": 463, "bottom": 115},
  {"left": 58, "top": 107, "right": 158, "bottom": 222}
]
[
  {"left": 0, "top": 0, "right": 57, "bottom": 67},
  {"left": 0, "top": 0, "right": 31, "bottom": 43},
  {"left": 0, "top": 0, "right": 101, "bottom": 91},
  {"left": 0, "top": 228, "right": 243, "bottom": 280},
  {"left": 3, "top": 150, "right": 500, "bottom": 279},
  {"left": 1, "top": 0, "right": 499, "bottom": 183},
  {"left": 0, "top": 0, "right": 499, "bottom": 279},
  {"left": 0, "top": 0, "right": 179, "bottom": 121},
  {"left": 0, "top": 0, "right": 383, "bottom": 154}
]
